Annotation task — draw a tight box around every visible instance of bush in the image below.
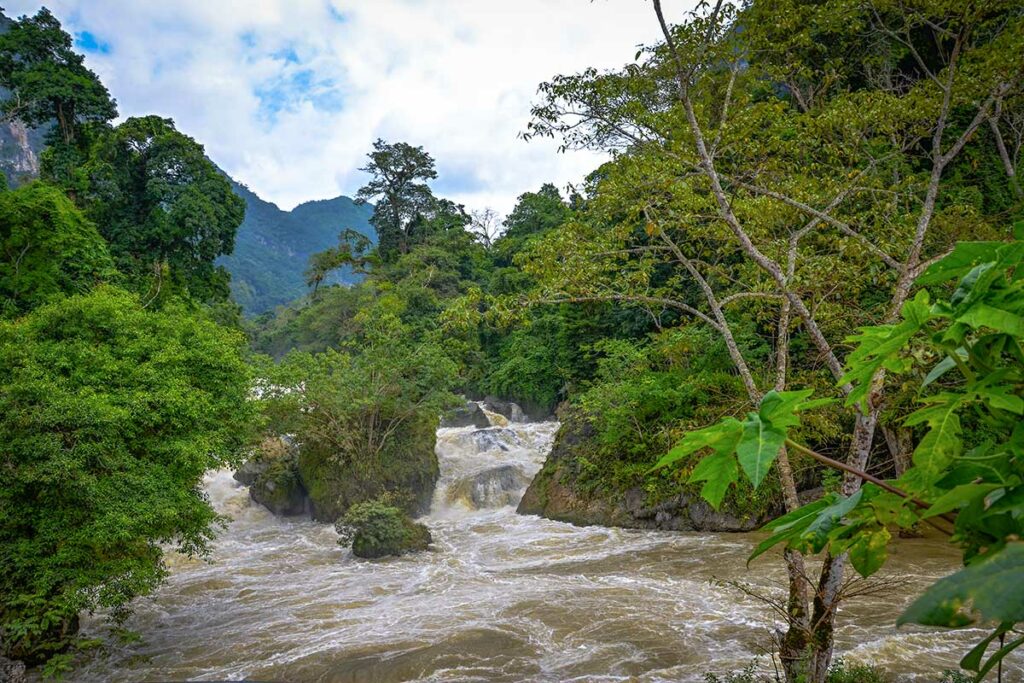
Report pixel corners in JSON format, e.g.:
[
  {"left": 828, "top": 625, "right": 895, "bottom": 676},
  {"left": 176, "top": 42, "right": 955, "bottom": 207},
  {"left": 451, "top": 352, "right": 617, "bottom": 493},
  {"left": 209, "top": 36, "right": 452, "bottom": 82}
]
[
  {"left": 0, "top": 288, "right": 255, "bottom": 664},
  {"left": 335, "top": 499, "right": 432, "bottom": 559}
]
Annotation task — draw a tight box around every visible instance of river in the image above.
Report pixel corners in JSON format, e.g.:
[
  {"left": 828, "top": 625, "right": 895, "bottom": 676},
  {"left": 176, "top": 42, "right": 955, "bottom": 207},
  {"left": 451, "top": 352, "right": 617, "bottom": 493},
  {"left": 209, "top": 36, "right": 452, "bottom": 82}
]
[{"left": 73, "top": 412, "right": 1022, "bottom": 682}]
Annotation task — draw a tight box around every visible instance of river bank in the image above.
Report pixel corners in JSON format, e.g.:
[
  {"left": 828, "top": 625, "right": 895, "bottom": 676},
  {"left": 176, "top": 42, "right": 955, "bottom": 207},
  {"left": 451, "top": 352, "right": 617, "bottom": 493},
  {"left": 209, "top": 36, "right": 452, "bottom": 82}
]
[{"left": 67, "top": 418, "right": 1019, "bottom": 682}]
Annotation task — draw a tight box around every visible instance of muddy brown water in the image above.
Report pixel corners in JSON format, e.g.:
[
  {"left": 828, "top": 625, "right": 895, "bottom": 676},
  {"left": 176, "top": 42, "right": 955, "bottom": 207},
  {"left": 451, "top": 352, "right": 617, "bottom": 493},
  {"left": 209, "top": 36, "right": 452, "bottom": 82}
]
[{"left": 72, "top": 418, "right": 1022, "bottom": 682}]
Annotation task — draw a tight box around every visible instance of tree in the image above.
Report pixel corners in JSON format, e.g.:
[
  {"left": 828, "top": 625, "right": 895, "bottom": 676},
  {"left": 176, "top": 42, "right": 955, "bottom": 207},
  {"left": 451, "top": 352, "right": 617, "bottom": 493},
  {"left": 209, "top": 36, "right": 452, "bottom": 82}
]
[
  {"left": 469, "top": 207, "right": 502, "bottom": 249},
  {"left": 77, "top": 115, "right": 245, "bottom": 303},
  {"left": 524, "top": 1, "right": 1023, "bottom": 679},
  {"left": 0, "top": 287, "right": 255, "bottom": 666},
  {"left": 0, "top": 182, "right": 114, "bottom": 316},
  {"left": 355, "top": 138, "right": 438, "bottom": 260},
  {"left": 656, "top": 227, "right": 1024, "bottom": 681},
  {"left": 0, "top": 8, "right": 116, "bottom": 180}
]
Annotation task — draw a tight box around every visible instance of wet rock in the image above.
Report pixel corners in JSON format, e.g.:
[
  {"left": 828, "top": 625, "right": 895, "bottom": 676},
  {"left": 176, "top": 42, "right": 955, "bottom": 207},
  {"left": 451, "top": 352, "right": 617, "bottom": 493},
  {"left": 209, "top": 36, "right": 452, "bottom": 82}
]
[
  {"left": 441, "top": 400, "right": 491, "bottom": 429},
  {"left": 299, "top": 417, "right": 439, "bottom": 523},
  {"left": 247, "top": 437, "right": 307, "bottom": 516},
  {"left": 517, "top": 412, "right": 780, "bottom": 531},
  {"left": 448, "top": 464, "right": 532, "bottom": 508},
  {"left": 0, "top": 654, "right": 26, "bottom": 683},
  {"left": 336, "top": 500, "right": 432, "bottom": 559},
  {"left": 470, "top": 427, "right": 523, "bottom": 453},
  {"left": 482, "top": 396, "right": 527, "bottom": 422}
]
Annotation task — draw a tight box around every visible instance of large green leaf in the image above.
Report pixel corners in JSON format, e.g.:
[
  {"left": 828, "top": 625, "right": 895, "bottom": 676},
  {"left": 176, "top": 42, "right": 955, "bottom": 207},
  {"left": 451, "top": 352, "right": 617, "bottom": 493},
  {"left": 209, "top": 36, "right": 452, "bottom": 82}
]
[
  {"left": 958, "top": 303, "right": 1024, "bottom": 337},
  {"left": 848, "top": 526, "right": 890, "bottom": 578},
  {"left": 736, "top": 413, "right": 786, "bottom": 488},
  {"left": 650, "top": 417, "right": 743, "bottom": 471},
  {"left": 748, "top": 495, "right": 836, "bottom": 564},
  {"left": 923, "top": 484, "right": 1004, "bottom": 519},
  {"left": 915, "top": 241, "right": 1001, "bottom": 285},
  {"left": 687, "top": 449, "right": 739, "bottom": 510},
  {"left": 899, "top": 542, "right": 1024, "bottom": 628}
]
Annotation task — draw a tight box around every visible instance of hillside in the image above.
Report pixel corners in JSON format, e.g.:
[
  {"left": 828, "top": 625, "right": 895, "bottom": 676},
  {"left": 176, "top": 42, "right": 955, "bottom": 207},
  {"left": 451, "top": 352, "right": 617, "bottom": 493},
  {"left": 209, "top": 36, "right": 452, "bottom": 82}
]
[{"left": 218, "top": 182, "right": 375, "bottom": 315}]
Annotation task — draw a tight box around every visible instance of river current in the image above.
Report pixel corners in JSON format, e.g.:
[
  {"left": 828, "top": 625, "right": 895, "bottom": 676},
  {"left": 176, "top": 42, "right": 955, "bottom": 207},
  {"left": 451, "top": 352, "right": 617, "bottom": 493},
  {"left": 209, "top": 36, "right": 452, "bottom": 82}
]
[{"left": 73, "top": 411, "right": 1022, "bottom": 682}]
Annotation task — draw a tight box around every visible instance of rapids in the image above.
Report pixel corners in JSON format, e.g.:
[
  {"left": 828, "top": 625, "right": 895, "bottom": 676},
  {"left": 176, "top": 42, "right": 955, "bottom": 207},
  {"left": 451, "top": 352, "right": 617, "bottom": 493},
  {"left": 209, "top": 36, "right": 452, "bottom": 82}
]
[{"left": 72, "top": 413, "right": 1021, "bottom": 682}]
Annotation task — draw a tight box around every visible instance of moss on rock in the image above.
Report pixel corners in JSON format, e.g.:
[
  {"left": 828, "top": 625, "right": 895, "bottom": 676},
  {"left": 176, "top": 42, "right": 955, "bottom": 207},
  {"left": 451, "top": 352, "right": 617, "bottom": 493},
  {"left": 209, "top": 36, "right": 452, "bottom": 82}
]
[
  {"left": 297, "top": 416, "right": 440, "bottom": 523},
  {"left": 335, "top": 499, "right": 432, "bottom": 559}
]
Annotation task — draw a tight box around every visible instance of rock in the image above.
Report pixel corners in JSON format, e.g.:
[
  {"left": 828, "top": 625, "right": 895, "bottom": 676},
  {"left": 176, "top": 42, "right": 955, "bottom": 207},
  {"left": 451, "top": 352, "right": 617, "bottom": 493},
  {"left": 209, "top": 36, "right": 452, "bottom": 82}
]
[
  {"left": 470, "top": 427, "right": 523, "bottom": 453},
  {"left": 0, "top": 655, "right": 26, "bottom": 683},
  {"left": 517, "top": 412, "right": 780, "bottom": 531},
  {"left": 238, "top": 437, "right": 307, "bottom": 516},
  {"left": 482, "top": 396, "right": 527, "bottom": 422},
  {"left": 448, "top": 464, "right": 532, "bottom": 508},
  {"left": 440, "top": 400, "right": 491, "bottom": 429},
  {"left": 336, "top": 500, "right": 432, "bottom": 559},
  {"left": 298, "top": 416, "right": 440, "bottom": 523}
]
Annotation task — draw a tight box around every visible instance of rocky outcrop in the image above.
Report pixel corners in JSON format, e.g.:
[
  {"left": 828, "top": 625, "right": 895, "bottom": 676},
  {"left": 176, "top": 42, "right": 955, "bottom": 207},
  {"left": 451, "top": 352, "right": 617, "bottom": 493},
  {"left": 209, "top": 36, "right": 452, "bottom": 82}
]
[
  {"left": 517, "top": 414, "right": 780, "bottom": 531},
  {"left": 447, "top": 464, "right": 532, "bottom": 509},
  {"left": 440, "top": 400, "right": 491, "bottom": 429},
  {"left": 235, "top": 437, "right": 306, "bottom": 516},
  {"left": 298, "top": 418, "right": 440, "bottom": 523},
  {"left": 335, "top": 500, "right": 432, "bottom": 559}
]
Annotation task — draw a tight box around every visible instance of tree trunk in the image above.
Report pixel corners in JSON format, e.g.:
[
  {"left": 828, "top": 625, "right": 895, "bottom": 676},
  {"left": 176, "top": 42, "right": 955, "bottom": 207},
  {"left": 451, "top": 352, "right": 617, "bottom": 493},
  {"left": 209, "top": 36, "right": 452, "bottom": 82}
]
[{"left": 881, "top": 424, "right": 913, "bottom": 477}]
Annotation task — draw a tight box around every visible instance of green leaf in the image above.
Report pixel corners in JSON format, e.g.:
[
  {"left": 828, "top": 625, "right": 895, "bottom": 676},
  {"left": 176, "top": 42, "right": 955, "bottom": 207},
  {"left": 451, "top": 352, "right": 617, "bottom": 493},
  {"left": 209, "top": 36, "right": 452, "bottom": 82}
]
[
  {"left": 922, "top": 349, "right": 966, "bottom": 387},
  {"left": 899, "top": 542, "right": 1024, "bottom": 628},
  {"left": 915, "top": 242, "right": 1001, "bottom": 286},
  {"left": 804, "top": 489, "right": 864, "bottom": 550},
  {"left": 960, "top": 622, "right": 1013, "bottom": 672},
  {"left": 958, "top": 303, "right": 1024, "bottom": 336},
  {"left": 975, "top": 634, "right": 1024, "bottom": 679},
  {"left": 687, "top": 449, "right": 739, "bottom": 510},
  {"left": 923, "top": 484, "right": 1003, "bottom": 519},
  {"left": 758, "top": 388, "right": 813, "bottom": 427},
  {"left": 650, "top": 417, "right": 743, "bottom": 472},
  {"left": 848, "top": 526, "right": 890, "bottom": 578},
  {"left": 906, "top": 401, "right": 962, "bottom": 477},
  {"left": 975, "top": 385, "right": 1024, "bottom": 415},
  {"left": 748, "top": 495, "right": 836, "bottom": 564},
  {"left": 736, "top": 413, "right": 786, "bottom": 488}
]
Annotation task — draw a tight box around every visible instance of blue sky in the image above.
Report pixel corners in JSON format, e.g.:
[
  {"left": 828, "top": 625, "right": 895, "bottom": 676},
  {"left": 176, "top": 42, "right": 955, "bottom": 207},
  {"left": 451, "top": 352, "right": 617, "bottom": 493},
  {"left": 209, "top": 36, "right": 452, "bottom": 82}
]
[{"left": 5, "top": 0, "right": 683, "bottom": 215}]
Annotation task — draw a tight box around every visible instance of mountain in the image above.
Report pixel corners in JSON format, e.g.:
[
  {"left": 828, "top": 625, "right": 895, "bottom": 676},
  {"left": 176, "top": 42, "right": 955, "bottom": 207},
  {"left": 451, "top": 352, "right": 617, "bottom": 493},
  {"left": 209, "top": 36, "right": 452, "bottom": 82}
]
[
  {"left": 219, "top": 182, "right": 375, "bottom": 315},
  {"left": 0, "top": 12, "right": 46, "bottom": 187}
]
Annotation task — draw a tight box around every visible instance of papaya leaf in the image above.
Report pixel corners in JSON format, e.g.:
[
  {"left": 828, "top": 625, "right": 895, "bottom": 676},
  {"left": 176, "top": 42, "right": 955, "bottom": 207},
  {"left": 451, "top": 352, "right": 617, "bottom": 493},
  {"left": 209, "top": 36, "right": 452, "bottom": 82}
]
[
  {"left": 915, "top": 242, "right": 1001, "bottom": 286},
  {"left": 923, "top": 484, "right": 1004, "bottom": 519},
  {"left": 758, "top": 389, "right": 813, "bottom": 427},
  {"left": 848, "top": 526, "right": 890, "bottom": 578},
  {"left": 975, "top": 634, "right": 1024, "bottom": 679},
  {"left": 958, "top": 303, "right": 1024, "bottom": 337},
  {"left": 687, "top": 449, "right": 739, "bottom": 510},
  {"left": 748, "top": 496, "right": 835, "bottom": 565},
  {"left": 736, "top": 413, "right": 786, "bottom": 488},
  {"left": 650, "top": 417, "right": 743, "bottom": 472},
  {"left": 804, "top": 489, "right": 864, "bottom": 551},
  {"left": 898, "top": 542, "right": 1024, "bottom": 629},
  {"left": 922, "top": 349, "right": 966, "bottom": 387}
]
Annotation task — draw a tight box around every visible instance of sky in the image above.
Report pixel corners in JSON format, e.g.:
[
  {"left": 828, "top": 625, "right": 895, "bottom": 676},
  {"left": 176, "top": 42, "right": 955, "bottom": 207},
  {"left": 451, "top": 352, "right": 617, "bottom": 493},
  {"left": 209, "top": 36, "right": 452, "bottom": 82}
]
[{"left": 4, "top": 0, "right": 690, "bottom": 216}]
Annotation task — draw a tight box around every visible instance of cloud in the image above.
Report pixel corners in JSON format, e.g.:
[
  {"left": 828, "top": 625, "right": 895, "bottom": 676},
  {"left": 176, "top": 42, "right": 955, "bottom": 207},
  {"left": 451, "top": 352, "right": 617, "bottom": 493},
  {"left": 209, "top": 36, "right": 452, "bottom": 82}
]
[{"left": 5, "top": 0, "right": 692, "bottom": 215}]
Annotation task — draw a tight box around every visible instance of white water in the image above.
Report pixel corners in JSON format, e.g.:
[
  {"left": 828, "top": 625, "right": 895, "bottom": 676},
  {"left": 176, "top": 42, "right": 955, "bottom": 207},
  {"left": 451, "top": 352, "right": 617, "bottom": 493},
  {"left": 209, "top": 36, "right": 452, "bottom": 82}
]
[{"left": 72, "top": 414, "right": 1021, "bottom": 682}]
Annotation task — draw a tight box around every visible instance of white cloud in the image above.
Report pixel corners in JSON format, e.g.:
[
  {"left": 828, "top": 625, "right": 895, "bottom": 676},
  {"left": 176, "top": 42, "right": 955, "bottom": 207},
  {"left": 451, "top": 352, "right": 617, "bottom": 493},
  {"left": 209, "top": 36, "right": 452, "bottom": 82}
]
[{"left": 4, "top": 0, "right": 694, "bottom": 215}]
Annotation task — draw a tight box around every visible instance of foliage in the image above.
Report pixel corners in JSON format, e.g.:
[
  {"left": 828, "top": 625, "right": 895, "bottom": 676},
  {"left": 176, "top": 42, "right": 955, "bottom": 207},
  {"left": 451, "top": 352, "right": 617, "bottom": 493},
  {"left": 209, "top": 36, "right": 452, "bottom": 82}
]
[
  {"left": 356, "top": 138, "right": 440, "bottom": 260},
  {"left": 0, "top": 182, "right": 114, "bottom": 315},
  {"left": 0, "top": 287, "right": 255, "bottom": 665},
  {"left": 658, "top": 228, "right": 1024, "bottom": 680},
  {"left": 335, "top": 497, "right": 431, "bottom": 559},
  {"left": 71, "top": 115, "right": 245, "bottom": 303},
  {"left": 0, "top": 8, "right": 116, "bottom": 147}
]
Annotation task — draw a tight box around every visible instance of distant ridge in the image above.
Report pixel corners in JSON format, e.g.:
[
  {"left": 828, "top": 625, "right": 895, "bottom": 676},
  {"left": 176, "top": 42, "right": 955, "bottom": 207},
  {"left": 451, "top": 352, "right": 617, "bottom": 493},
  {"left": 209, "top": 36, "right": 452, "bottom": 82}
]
[{"left": 218, "top": 182, "right": 375, "bottom": 315}]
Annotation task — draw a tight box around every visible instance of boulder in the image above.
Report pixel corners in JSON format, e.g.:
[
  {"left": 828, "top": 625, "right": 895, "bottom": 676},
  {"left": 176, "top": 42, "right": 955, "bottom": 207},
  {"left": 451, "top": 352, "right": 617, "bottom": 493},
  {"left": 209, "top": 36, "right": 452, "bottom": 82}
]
[
  {"left": 447, "top": 464, "right": 532, "bottom": 508},
  {"left": 470, "top": 427, "right": 523, "bottom": 453},
  {"left": 517, "top": 412, "right": 781, "bottom": 531},
  {"left": 0, "top": 655, "right": 26, "bottom": 683},
  {"left": 250, "top": 458, "right": 306, "bottom": 516},
  {"left": 482, "top": 396, "right": 525, "bottom": 422},
  {"left": 298, "top": 417, "right": 440, "bottom": 523},
  {"left": 335, "top": 500, "right": 432, "bottom": 559},
  {"left": 440, "top": 400, "right": 491, "bottom": 429}
]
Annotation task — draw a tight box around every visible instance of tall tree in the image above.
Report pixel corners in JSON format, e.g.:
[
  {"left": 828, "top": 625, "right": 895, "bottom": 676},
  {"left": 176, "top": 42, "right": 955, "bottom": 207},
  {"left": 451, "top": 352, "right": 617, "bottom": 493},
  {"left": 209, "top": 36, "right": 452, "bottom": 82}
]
[
  {"left": 0, "top": 8, "right": 116, "bottom": 181},
  {"left": 77, "top": 115, "right": 245, "bottom": 303},
  {"left": 356, "top": 138, "right": 438, "bottom": 260},
  {"left": 525, "top": 0, "right": 1023, "bottom": 679}
]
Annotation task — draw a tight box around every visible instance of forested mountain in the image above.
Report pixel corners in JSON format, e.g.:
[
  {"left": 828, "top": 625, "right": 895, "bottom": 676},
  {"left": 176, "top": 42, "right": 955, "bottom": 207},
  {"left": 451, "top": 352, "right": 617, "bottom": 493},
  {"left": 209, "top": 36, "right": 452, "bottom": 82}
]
[{"left": 218, "top": 182, "right": 374, "bottom": 315}]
